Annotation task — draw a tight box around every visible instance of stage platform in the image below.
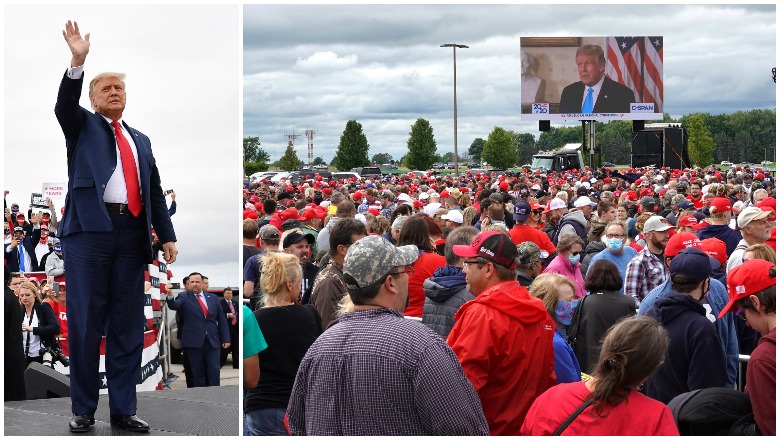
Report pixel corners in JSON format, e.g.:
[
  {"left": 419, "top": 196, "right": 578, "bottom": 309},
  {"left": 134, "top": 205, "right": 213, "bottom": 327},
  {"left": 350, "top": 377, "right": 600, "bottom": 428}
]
[{"left": 4, "top": 385, "right": 239, "bottom": 436}]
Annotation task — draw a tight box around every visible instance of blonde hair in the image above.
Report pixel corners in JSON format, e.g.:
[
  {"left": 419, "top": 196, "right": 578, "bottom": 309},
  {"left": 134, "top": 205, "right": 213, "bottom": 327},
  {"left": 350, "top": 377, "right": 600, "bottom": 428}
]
[
  {"left": 88, "top": 72, "right": 126, "bottom": 98},
  {"left": 462, "top": 206, "right": 478, "bottom": 227},
  {"left": 260, "top": 252, "right": 302, "bottom": 307},
  {"left": 529, "top": 273, "right": 576, "bottom": 320},
  {"left": 18, "top": 281, "right": 42, "bottom": 304}
]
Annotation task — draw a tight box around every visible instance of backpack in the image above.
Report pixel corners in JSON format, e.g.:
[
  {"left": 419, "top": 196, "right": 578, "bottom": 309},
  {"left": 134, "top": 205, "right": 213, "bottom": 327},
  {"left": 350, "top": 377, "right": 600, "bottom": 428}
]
[{"left": 667, "top": 388, "right": 757, "bottom": 435}]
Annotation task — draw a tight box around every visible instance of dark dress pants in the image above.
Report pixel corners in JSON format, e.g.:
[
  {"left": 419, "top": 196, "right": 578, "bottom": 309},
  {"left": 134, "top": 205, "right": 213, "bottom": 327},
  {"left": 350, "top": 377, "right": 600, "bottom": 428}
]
[{"left": 63, "top": 210, "right": 147, "bottom": 416}]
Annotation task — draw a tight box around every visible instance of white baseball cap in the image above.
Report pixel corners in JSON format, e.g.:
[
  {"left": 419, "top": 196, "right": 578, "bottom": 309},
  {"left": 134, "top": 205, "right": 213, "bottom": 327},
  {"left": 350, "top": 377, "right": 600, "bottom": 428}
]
[{"left": 442, "top": 210, "right": 463, "bottom": 224}]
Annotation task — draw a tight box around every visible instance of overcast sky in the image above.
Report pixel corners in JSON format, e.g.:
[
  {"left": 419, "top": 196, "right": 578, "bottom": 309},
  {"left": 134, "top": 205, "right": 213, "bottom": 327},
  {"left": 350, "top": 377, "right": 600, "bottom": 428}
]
[
  {"left": 4, "top": 5, "right": 241, "bottom": 288},
  {"left": 244, "top": 4, "right": 776, "bottom": 164}
]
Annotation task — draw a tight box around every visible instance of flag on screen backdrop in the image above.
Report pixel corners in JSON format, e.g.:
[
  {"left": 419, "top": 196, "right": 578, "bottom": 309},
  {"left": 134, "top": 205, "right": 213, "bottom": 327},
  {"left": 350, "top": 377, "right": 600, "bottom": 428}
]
[{"left": 606, "top": 36, "right": 664, "bottom": 111}]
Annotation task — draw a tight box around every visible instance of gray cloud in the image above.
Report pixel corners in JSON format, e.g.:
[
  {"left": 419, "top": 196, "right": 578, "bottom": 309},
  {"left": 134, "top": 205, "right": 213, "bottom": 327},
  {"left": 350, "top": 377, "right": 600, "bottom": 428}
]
[{"left": 244, "top": 4, "right": 776, "bottom": 163}]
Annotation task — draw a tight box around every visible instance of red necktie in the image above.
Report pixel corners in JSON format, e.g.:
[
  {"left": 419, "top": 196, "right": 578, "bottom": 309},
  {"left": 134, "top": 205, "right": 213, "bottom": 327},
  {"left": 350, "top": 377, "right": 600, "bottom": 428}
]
[
  {"left": 197, "top": 294, "right": 209, "bottom": 318},
  {"left": 227, "top": 300, "right": 237, "bottom": 325},
  {"left": 111, "top": 121, "right": 142, "bottom": 217}
]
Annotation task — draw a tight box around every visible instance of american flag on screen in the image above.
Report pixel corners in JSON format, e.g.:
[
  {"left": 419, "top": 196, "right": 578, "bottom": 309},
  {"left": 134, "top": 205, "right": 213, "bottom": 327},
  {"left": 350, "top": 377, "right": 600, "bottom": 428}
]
[{"left": 606, "top": 36, "right": 663, "bottom": 111}]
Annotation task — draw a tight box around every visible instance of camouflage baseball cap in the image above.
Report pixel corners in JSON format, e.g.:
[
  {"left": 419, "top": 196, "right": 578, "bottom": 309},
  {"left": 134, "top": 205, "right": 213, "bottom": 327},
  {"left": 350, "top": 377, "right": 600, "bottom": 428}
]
[
  {"left": 517, "top": 241, "right": 541, "bottom": 266},
  {"left": 343, "top": 236, "right": 418, "bottom": 290}
]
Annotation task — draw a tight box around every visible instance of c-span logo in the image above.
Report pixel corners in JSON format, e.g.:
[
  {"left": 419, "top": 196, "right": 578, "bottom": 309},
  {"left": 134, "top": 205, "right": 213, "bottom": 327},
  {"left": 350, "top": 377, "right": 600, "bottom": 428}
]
[{"left": 630, "top": 103, "right": 655, "bottom": 113}]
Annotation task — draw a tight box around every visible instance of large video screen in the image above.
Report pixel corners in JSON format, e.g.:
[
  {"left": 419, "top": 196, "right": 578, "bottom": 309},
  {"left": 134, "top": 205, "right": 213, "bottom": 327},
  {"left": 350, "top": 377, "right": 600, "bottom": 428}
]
[{"left": 520, "top": 36, "right": 663, "bottom": 121}]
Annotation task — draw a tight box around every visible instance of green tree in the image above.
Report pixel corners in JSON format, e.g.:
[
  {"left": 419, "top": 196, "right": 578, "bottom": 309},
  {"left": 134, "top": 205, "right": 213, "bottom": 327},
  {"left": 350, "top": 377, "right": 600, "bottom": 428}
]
[
  {"left": 243, "top": 136, "right": 269, "bottom": 163},
  {"left": 244, "top": 161, "right": 268, "bottom": 176},
  {"left": 535, "top": 126, "right": 582, "bottom": 152},
  {"left": 482, "top": 126, "right": 516, "bottom": 169},
  {"left": 509, "top": 131, "right": 536, "bottom": 166},
  {"left": 468, "top": 138, "right": 486, "bottom": 163},
  {"left": 371, "top": 153, "right": 393, "bottom": 164},
  {"left": 312, "top": 156, "right": 326, "bottom": 166},
  {"left": 279, "top": 142, "right": 303, "bottom": 171},
  {"left": 333, "top": 120, "right": 370, "bottom": 171},
  {"left": 596, "top": 120, "right": 632, "bottom": 165},
  {"left": 440, "top": 152, "right": 455, "bottom": 163},
  {"left": 686, "top": 114, "right": 716, "bottom": 167},
  {"left": 243, "top": 136, "right": 271, "bottom": 175},
  {"left": 405, "top": 118, "right": 438, "bottom": 171}
]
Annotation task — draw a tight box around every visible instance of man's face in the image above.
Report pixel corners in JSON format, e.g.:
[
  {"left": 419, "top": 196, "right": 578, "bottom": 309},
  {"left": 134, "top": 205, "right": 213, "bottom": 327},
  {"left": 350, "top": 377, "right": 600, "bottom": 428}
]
[
  {"left": 690, "top": 184, "right": 702, "bottom": 197},
  {"left": 647, "top": 230, "right": 670, "bottom": 250},
  {"left": 285, "top": 240, "right": 310, "bottom": 262},
  {"left": 521, "top": 52, "right": 531, "bottom": 74},
  {"left": 576, "top": 53, "right": 605, "bottom": 87},
  {"left": 754, "top": 193, "right": 767, "bottom": 205},
  {"left": 745, "top": 218, "right": 771, "bottom": 243},
  {"left": 90, "top": 76, "right": 126, "bottom": 118},
  {"left": 9, "top": 277, "right": 22, "bottom": 294},
  {"left": 463, "top": 260, "right": 489, "bottom": 295},
  {"left": 603, "top": 207, "right": 617, "bottom": 222},
  {"left": 581, "top": 205, "right": 593, "bottom": 218},
  {"left": 13, "top": 231, "right": 24, "bottom": 241},
  {"left": 203, "top": 278, "right": 210, "bottom": 290},
  {"left": 223, "top": 290, "right": 233, "bottom": 301},
  {"left": 189, "top": 275, "right": 203, "bottom": 294},
  {"left": 388, "top": 265, "right": 410, "bottom": 312}
]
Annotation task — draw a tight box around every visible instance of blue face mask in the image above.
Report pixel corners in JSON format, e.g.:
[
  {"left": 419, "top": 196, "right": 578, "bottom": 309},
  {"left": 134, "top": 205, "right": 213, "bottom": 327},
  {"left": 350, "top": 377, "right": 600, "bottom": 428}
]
[
  {"left": 568, "top": 254, "right": 580, "bottom": 265},
  {"left": 607, "top": 238, "right": 623, "bottom": 252},
  {"left": 555, "top": 299, "right": 579, "bottom": 326},
  {"left": 54, "top": 245, "right": 62, "bottom": 253}
]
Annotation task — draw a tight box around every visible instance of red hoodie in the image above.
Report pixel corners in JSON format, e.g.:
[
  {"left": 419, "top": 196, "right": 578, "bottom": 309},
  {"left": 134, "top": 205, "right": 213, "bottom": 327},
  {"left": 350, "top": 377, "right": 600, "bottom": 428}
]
[{"left": 448, "top": 280, "right": 557, "bottom": 435}]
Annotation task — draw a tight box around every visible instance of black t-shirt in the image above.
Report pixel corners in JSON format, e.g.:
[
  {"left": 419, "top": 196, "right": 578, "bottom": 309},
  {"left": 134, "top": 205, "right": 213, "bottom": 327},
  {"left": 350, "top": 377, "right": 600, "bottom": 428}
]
[
  {"left": 243, "top": 245, "right": 261, "bottom": 268},
  {"left": 244, "top": 304, "right": 322, "bottom": 411}
]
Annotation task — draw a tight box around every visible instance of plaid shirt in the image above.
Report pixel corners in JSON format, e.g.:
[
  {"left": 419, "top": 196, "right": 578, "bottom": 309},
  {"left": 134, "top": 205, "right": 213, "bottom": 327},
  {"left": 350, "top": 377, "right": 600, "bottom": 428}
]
[
  {"left": 624, "top": 247, "right": 669, "bottom": 307},
  {"left": 286, "top": 308, "right": 489, "bottom": 436}
]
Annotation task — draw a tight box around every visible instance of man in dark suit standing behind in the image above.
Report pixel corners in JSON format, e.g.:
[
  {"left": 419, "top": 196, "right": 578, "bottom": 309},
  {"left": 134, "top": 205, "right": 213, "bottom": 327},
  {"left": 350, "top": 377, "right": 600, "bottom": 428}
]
[
  {"left": 219, "top": 287, "right": 240, "bottom": 368},
  {"left": 166, "top": 273, "right": 230, "bottom": 388},
  {"left": 558, "top": 44, "right": 636, "bottom": 114},
  {"left": 57, "top": 21, "right": 177, "bottom": 433}
]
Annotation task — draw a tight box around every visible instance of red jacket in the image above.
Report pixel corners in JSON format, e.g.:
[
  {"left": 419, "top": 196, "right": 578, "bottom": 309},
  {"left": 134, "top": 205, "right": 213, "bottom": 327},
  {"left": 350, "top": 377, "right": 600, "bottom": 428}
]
[
  {"left": 448, "top": 280, "right": 557, "bottom": 435},
  {"left": 403, "top": 252, "right": 446, "bottom": 318}
]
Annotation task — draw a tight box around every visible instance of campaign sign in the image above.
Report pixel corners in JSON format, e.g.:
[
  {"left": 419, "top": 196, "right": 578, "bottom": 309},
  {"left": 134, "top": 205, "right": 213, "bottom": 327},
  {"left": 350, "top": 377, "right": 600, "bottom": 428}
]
[
  {"left": 42, "top": 182, "right": 67, "bottom": 200},
  {"left": 31, "top": 193, "right": 48, "bottom": 209}
]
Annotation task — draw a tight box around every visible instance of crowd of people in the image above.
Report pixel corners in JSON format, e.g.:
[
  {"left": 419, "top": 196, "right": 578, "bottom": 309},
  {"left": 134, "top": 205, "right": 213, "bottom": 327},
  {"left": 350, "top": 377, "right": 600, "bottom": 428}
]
[{"left": 241, "top": 163, "right": 776, "bottom": 435}]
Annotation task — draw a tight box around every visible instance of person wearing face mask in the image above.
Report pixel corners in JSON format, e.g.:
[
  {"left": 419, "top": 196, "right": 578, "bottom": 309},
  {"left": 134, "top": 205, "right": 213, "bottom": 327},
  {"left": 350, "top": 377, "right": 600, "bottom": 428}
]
[
  {"left": 529, "top": 273, "right": 581, "bottom": 384},
  {"left": 45, "top": 238, "right": 66, "bottom": 277},
  {"left": 638, "top": 232, "right": 739, "bottom": 389},
  {"left": 543, "top": 234, "right": 586, "bottom": 299},
  {"left": 586, "top": 222, "right": 637, "bottom": 294},
  {"left": 642, "top": 248, "right": 729, "bottom": 404}
]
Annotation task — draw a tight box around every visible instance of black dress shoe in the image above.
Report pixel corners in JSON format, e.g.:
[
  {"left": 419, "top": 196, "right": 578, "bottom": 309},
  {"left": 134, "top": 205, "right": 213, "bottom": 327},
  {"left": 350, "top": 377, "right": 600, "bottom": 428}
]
[
  {"left": 110, "top": 415, "right": 150, "bottom": 432},
  {"left": 69, "top": 414, "right": 95, "bottom": 433}
]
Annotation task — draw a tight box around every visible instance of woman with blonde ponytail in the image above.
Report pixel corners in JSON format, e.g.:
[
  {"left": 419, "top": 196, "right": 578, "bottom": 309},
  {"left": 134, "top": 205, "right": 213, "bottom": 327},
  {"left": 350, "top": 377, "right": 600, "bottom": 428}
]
[
  {"left": 521, "top": 316, "right": 679, "bottom": 435},
  {"left": 244, "top": 252, "right": 322, "bottom": 436}
]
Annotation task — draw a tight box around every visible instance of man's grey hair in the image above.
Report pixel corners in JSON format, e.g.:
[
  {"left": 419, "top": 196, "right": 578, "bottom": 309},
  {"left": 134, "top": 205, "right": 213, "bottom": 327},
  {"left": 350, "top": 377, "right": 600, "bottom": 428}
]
[
  {"left": 391, "top": 215, "right": 409, "bottom": 232},
  {"left": 444, "top": 226, "right": 480, "bottom": 266},
  {"left": 330, "top": 192, "right": 345, "bottom": 204}
]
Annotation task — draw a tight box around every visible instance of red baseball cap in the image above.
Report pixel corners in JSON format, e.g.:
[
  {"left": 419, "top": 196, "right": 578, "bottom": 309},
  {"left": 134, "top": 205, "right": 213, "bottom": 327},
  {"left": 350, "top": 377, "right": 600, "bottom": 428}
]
[
  {"left": 678, "top": 215, "right": 706, "bottom": 230},
  {"left": 280, "top": 207, "right": 300, "bottom": 221},
  {"left": 453, "top": 231, "right": 517, "bottom": 268},
  {"left": 699, "top": 237, "right": 727, "bottom": 265},
  {"left": 298, "top": 209, "right": 325, "bottom": 221},
  {"left": 352, "top": 192, "right": 363, "bottom": 202},
  {"left": 720, "top": 259, "right": 776, "bottom": 318},
  {"left": 243, "top": 209, "right": 258, "bottom": 220},
  {"left": 709, "top": 197, "right": 733, "bottom": 213},
  {"left": 664, "top": 231, "right": 702, "bottom": 257}
]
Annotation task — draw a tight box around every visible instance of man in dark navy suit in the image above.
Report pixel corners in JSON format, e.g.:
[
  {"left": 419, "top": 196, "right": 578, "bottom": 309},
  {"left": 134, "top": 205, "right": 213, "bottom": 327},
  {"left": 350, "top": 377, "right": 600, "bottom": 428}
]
[
  {"left": 165, "top": 273, "right": 230, "bottom": 388},
  {"left": 57, "top": 20, "right": 177, "bottom": 433},
  {"left": 218, "top": 287, "right": 239, "bottom": 368},
  {"left": 4, "top": 224, "right": 42, "bottom": 272},
  {"left": 558, "top": 44, "right": 636, "bottom": 114}
]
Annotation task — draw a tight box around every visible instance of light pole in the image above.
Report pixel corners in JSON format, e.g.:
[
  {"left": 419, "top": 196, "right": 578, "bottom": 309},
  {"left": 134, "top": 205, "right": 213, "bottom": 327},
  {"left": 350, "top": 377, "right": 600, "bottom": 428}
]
[{"left": 441, "top": 43, "right": 468, "bottom": 177}]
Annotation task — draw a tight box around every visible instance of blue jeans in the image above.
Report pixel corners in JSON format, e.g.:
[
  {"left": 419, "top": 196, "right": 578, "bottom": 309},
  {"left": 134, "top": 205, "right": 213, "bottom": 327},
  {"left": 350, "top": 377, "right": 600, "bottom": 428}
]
[{"left": 244, "top": 408, "right": 287, "bottom": 436}]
